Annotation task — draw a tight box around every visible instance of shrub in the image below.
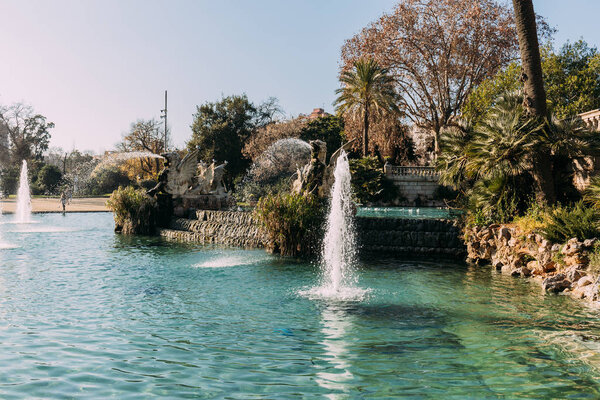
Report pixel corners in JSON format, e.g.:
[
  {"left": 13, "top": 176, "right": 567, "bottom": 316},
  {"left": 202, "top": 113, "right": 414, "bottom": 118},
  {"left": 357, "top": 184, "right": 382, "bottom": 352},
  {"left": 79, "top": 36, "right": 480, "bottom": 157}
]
[
  {"left": 254, "top": 192, "right": 325, "bottom": 257},
  {"left": 35, "top": 164, "right": 63, "bottom": 194},
  {"left": 106, "top": 186, "right": 157, "bottom": 235},
  {"left": 89, "top": 167, "right": 131, "bottom": 195},
  {"left": 541, "top": 201, "right": 600, "bottom": 243},
  {"left": 349, "top": 157, "right": 399, "bottom": 205},
  {"left": 513, "top": 202, "right": 551, "bottom": 235}
]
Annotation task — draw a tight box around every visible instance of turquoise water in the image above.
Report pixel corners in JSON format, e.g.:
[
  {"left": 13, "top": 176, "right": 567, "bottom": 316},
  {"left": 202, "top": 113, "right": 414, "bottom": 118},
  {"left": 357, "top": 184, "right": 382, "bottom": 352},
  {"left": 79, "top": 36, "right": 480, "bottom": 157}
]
[
  {"left": 356, "top": 207, "right": 463, "bottom": 219},
  {"left": 0, "top": 213, "right": 599, "bottom": 398}
]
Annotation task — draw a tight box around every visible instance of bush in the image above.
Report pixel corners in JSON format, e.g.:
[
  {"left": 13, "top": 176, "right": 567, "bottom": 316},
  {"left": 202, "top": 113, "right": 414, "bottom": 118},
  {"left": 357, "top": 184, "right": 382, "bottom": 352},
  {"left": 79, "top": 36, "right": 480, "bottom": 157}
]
[
  {"left": 513, "top": 201, "right": 551, "bottom": 235},
  {"left": 254, "top": 192, "right": 325, "bottom": 257},
  {"left": 349, "top": 157, "right": 399, "bottom": 205},
  {"left": 35, "top": 164, "right": 63, "bottom": 194},
  {"left": 106, "top": 186, "right": 157, "bottom": 235},
  {"left": 89, "top": 167, "right": 131, "bottom": 195},
  {"left": 541, "top": 201, "right": 600, "bottom": 243}
]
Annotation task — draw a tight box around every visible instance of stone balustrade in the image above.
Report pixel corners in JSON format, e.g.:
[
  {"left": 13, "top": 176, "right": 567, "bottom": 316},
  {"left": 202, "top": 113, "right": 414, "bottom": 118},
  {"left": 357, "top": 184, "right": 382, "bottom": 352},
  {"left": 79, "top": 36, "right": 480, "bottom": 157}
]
[{"left": 579, "top": 108, "right": 600, "bottom": 131}]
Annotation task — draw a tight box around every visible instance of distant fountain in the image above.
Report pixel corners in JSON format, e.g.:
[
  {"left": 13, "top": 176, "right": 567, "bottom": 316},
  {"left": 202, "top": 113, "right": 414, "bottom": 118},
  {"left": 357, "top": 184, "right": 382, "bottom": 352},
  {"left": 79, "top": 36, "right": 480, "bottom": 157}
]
[
  {"left": 92, "top": 151, "right": 165, "bottom": 175},
  {"left": 15, "top": 160, "right": 32, "bottom": 223}
]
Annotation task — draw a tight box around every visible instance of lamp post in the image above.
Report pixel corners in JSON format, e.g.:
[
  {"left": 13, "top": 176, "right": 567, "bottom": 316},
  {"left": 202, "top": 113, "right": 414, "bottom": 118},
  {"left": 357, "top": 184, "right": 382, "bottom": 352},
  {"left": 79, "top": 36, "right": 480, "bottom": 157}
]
[{"left": 160, "top": 90, "right": 168, "bottom": 151}]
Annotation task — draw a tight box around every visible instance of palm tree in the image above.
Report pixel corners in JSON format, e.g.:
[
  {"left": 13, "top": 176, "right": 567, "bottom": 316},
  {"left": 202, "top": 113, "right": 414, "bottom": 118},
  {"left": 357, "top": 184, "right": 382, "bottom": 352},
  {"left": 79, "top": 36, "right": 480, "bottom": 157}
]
[
  {"left": 512, "top": 0, "right": 555, "bottom": 203},
  {"left": 334, "top": 58, "right": 399, "bottom": 156}
]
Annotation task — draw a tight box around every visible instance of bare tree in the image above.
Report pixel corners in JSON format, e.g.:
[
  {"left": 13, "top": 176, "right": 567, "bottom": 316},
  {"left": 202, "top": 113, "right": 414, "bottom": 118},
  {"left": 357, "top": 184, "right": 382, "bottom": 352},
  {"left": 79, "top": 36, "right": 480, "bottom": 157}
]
[
  {"left": 0, "top": 103, "right": 53, "bottom": 164},
  {"left": 118, "top": 119, "right": 166, "bottom": 178},
  {"left": 341, "top": 0, "right": 518, "bottom": 154}
]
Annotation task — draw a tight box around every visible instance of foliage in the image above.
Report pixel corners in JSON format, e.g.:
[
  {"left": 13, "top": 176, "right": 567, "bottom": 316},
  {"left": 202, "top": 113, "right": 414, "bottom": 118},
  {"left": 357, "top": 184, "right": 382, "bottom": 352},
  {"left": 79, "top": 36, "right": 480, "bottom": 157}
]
[
  {"left": 341, "top": 0, "right": 523, "bottom": 152},
  {"left": 236, "top": 176, "right": 291, "bottom": 204},
  {"left": 299, "top": 115, "right": 345, "bottom": 162},
  {"left": 243, "top": 117, "right": 307, "bottom": 161},
  {"left": 344, "top": 111, "right": 415, "bottom": 165},
  {"left": 334, "top": 58, "right": 399, "bottom": 156},
  {"left": 117, "top": 119, "right": 166, "bottom": 179},
  {"left": 34, "top": 164, "right": 63, "bottom": 194},
  {"left": 45, "top": 148, "right": 100, "bottom": 195},
  {"left": 513, "top": 202, "right": 551, "bottom": 235},
  {"left": 254, "top": 193, "right": 325, "bottom": 257},
  {"left": 0, "top": 103, "right": 53, "bottom": 164},
  {"left": 88, "top": 167, "right": 131, "bottom": 196},
  {"left": 106, "top": 186, "right": 157, "bottom": 235},
  {"left": 349, "top": 157, "right": 399, "bottom": 205},
  {"left": 188, "top": 95, "right": 279, "bottom": 187},
  {"left": 541, "top": 201, "right": 600, "bottom": 243},
  {"left": 438, "top": 91, "right": 600, "bottom": 221},
  {"left": 463, "top": 40, "right": 600, "bottom": 124},
  {"left": 588, "top": 242, "right": 600, "bottom": 276}
]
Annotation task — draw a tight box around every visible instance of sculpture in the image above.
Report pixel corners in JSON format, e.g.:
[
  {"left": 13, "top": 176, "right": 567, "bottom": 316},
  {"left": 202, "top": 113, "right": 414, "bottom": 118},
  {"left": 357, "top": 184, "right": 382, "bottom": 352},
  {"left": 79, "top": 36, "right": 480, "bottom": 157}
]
[
  {"left": 147, "top": 149, "right": 229, "bottom": 198},
  {"left": 292, "top": 139, "right": 356, "bottom": 198}
]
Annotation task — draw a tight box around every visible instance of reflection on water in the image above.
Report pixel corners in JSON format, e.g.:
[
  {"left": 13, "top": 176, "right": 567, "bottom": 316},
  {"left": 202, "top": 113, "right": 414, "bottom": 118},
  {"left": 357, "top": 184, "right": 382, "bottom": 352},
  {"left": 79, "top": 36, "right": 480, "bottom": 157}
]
[{"left": 316, "top": 304, "right": 354, "bottom": 399}]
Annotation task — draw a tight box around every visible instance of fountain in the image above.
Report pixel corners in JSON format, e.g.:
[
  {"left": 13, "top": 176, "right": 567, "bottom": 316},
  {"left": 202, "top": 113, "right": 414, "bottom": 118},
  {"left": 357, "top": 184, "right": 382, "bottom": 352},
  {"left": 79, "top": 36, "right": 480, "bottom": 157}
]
[
  {"left": 302, "top": 150, "right": 366, "bottom": 300},
  {"left": 15, "top": 160, "right": 32, "bottom": 223},
  {"left": 321, "top": 150, "right": 357, "bottom": 292}
]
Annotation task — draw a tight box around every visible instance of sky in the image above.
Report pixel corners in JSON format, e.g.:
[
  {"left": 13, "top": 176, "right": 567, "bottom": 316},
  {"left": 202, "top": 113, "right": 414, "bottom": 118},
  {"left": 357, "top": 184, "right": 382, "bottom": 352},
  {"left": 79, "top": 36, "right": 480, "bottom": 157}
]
[{"left": 0, "top": 0, "right": 599, "bottom": 154}]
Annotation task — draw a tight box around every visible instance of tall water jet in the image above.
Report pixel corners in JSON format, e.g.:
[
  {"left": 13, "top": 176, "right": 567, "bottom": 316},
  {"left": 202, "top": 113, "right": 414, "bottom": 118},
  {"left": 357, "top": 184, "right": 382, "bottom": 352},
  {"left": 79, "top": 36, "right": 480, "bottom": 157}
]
[
  {"left": 15, "top": 160, "right": 32, "bottom": 223},
  {"left": 322, "top": 150, "right": 357, "bottom": 293}
]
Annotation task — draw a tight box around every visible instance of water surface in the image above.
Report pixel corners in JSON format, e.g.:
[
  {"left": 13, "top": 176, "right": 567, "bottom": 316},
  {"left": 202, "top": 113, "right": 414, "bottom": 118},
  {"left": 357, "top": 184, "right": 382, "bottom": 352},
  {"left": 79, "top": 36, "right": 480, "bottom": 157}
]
[{"left": 0, "top": 213, "right": 599, "bottom": 398}]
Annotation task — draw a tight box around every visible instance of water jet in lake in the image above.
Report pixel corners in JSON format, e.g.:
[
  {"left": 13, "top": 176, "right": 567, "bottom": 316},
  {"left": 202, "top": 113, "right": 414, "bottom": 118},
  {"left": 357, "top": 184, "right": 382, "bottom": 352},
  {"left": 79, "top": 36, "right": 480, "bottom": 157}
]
[{"left": 15, "top": 160, "right": 32, "bottom": 223}]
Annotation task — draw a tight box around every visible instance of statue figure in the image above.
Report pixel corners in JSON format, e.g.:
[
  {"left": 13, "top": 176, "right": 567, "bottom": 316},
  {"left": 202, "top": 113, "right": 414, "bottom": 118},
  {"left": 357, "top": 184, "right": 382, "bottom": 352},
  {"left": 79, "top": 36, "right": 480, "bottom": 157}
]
[
  {"left": 147, "top": 150, "right": 199, "bottom": 198},
  {"left": 188, "top": 160, "right": 228, "bottom": 196},
  {"left": 292, "top": 139, "right": 356, "bottom": 198}
]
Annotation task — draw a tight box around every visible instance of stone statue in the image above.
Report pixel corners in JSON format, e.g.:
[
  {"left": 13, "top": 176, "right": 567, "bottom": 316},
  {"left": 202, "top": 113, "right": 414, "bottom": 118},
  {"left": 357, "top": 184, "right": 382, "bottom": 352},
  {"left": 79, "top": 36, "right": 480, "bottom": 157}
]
[
  {"left": 147, "top": 149, "right": 229, "bottom": 199},
  {"left": 147, "top": 150, "right": 199, "bottom": 198},
  {"left": 292, "top": 139, "right": 356, "bottom": 198}
]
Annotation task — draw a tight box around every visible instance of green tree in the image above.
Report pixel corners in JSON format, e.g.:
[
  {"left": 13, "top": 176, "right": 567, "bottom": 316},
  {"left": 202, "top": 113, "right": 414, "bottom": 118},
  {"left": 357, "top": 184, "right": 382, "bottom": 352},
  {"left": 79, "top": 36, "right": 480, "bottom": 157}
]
[
  {"left": 188, "top": 95, "right": 265, "bottom": 186},
  {"left": 334, "top": 58, "right": 399, "bottom": 156},
  {"left": 299, "top": 115, "right": 345, "bottom": 161},
  {"left": 463, "top": 41, "right": 600, "bottom": 124},
  {"left": 34, "top": 164, "right": 63, "bottom": 194},
  {"left": 0, "top": 103, "right": 53, "bottom": 164}
]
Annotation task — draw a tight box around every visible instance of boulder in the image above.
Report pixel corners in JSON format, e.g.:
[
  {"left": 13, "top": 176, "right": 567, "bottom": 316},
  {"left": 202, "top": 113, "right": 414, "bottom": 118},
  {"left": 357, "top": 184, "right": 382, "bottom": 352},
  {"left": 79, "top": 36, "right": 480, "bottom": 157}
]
[{"left": 542, "top": 273, "right": 571, "bottom": 293}]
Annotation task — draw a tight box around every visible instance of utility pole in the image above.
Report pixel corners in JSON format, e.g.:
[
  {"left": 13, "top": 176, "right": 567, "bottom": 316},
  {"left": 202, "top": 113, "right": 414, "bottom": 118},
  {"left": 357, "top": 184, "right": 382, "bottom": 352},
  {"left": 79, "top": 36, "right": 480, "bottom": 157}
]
[{"left": 160, "top": 90, "right": 168, "bottom": 151}]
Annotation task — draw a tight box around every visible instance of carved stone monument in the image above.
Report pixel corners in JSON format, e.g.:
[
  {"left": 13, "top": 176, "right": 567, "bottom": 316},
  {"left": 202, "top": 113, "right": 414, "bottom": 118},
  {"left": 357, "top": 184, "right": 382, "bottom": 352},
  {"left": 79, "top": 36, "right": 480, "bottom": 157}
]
[
  {"left": 292, "top": 139, "right": 356, "bottom": 198},
  {"left": 148, "top": 149, "right": 231, "bottom": 213}
]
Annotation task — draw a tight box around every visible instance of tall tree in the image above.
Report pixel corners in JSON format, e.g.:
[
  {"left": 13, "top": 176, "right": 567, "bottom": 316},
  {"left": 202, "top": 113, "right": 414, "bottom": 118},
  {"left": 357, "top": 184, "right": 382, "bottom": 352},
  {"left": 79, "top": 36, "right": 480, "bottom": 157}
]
[
  {"left": 334, "top": 58, "right": 399, "bottom": 156},
  {"left": 341, "top": 0, "right": 521, "bottom": 154},
  {"left": 117, "top": 119, "right": 166, "bottom": 178},
  {"left": 0, "top": 103, "right": 53, "bottom": 164},
  {"left": 512, "top": 0, "right": 555, "bottom": 203}
]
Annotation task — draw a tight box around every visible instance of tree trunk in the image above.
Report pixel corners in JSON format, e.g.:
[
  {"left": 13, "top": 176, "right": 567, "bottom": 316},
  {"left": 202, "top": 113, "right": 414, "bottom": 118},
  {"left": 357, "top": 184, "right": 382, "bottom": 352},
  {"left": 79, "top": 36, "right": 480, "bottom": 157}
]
[
  {"left": 512, "top": 0, "right": 555, "bottom": 203},
  {"left": 363, "top": 105, "right": 369, "bottom": 157}
]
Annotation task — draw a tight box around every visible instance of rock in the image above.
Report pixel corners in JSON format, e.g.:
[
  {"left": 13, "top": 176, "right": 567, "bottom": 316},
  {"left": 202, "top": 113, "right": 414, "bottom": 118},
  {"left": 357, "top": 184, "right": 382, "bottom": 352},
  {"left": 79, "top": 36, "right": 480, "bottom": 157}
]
[
  {"left": 511, "top": 268, "right": 522, "bottom": 277},
  {"left": 564, "top": 254, "right": 589, "bottom": 267},
  {"left": 583, "top": 238, "right": 596, "bottom": 248},
  {"left": 551, "top": 244, "right": 561, "bottom": 253},
  {"left": 576, "top": 276, "right": 594, "bottom": 287},
  {"left": 542, "top": 273, "right": 572, "bottom": 293},
  {"left": 562, "top": 238, "right": 582, "bottom": 256},
  {"left": 521, "top": 266, "right": 532, "bottom": 277},
  {"left": 492, "top": 259, "right": 504, "bottom": 270},
  {"left": 565, "top": 267, "right": 583, "bottom": 283},
  {"left": 498, "top": 227, "right": 511, "bottom": 242},
  {"left": 541, "top": 261, "right": 556, "bottom": 273}
]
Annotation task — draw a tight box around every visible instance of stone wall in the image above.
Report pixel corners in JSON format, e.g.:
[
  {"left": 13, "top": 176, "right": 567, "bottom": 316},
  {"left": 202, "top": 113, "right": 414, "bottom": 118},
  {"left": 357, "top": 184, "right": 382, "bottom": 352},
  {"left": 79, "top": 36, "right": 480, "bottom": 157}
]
[
  {"left": 384, "top": 165, "right": 442, "bottom": 207},
  {"left": 466, "top": 224, "right": 600, "bottom": 304},
  {"left": 158, "top": 210, "right": 466, "bottom": 259},
  {"left": 356, "top": 217, "right": 464, "bottom": 258},
  {"left": 158, "top": 210, "right": 268, "bottom": 249}
]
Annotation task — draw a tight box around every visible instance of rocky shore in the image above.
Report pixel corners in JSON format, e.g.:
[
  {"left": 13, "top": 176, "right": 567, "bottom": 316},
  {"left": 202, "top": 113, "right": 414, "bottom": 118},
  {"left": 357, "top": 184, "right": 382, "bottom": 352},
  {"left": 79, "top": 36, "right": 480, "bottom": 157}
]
[{"left": 466, "top": 224, "right": 600, "bottom": 304}]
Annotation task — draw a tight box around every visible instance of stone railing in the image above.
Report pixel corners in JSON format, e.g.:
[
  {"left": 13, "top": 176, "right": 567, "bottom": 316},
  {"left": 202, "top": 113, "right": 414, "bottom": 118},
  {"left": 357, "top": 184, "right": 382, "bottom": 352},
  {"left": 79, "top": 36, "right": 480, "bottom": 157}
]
[
  {"left": 384, "top": 165, "right": 440, "bottom": 178},
  {"left": 579, "top": 108, "right": 600, "bottom": 131}
]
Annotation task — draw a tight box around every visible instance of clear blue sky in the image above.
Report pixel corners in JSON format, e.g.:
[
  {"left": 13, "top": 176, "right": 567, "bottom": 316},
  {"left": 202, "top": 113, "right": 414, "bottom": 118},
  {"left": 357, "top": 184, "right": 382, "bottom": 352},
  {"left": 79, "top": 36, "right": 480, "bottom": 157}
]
[{"left": 0, "top": 0, "right": 598, "bottom": 153}]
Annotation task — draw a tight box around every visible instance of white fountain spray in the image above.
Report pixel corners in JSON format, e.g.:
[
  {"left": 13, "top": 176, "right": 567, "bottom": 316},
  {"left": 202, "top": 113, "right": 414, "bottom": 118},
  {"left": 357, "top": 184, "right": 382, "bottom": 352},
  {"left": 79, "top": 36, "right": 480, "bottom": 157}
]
[
  {"left": 15, "top": 160, "right": 32, "bottom": 223},
  {"left": 302, "top": 150, "right": 367, "bottom": 300},
  {"left": 322, "top": 150, "right": 357, "bottom": 292}
]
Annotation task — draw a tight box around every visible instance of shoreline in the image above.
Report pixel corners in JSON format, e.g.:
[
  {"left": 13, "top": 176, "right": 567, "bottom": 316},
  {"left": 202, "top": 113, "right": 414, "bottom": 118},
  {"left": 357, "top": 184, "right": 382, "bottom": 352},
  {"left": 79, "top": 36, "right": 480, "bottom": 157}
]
[{"left": 1, "top": 197, "right": 109, "bottom": 214}]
